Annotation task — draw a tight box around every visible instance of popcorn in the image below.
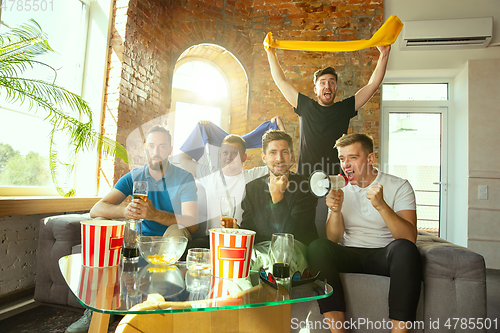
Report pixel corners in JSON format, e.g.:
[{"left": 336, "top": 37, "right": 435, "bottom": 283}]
[{"left": 147, "top": 253, "right": 177, "bottom": 265}]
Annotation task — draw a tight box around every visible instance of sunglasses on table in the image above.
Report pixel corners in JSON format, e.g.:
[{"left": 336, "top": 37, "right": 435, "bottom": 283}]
[{"left": 259, "top": 267, "right": 321, "bottom": 290}]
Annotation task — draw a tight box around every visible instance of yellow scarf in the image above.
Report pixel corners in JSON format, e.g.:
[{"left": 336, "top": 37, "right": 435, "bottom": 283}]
[{"left": 263, "top": 15, "right": 403, "bottom": 52}]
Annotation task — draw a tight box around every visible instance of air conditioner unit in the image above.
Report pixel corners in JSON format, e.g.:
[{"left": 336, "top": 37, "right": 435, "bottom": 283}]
[{"left": 401, "top": 17, "right": 493, "bottom": 50}]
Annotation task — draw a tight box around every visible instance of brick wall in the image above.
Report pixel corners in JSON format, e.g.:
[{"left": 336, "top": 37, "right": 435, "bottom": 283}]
[
  {"left": 100, "top": 0, "right": 174, "bottom": 191},
  {"left": 100, "top": 0, "right": 383, "bottom": 185},
  {"left": 250, "top": 0, "right": 383, "bottom": 164},
  {"left": 0, "top": 214, "right": 49, "bottom": 298}
]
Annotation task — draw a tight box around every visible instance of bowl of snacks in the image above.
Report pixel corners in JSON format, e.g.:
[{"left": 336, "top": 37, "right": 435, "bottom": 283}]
[{"left": 138, "top": 235, "right": 188, "bottom": 266}]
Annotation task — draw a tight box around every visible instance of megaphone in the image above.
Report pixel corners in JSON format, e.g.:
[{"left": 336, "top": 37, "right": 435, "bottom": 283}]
[{"left": 309, "top": 170, "right": 348, "bottom": 197}]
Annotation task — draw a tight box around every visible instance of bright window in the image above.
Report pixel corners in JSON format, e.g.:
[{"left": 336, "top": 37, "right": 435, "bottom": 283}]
[
  {"left": 173, "top": 60, "right": 228, "bottom": 99},
  {"left": 170, "top": 60, "right": 230, "bottom": 167},
  {"left": 0, "top": 1, "right": 89, "bottom": 195},
  {"left": 382, "top": 83, "right": 448, "bottom": 101}
]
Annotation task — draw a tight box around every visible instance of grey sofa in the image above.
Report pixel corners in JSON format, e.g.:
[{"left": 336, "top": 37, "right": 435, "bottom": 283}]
[
  {"left": 35, "top": 181, "right": 487, "bottom": 333},
  {"left": 291, "top": 231, "right": 487, "bottom": 333}
]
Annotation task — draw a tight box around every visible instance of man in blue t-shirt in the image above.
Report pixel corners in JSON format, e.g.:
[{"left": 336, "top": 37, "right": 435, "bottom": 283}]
[
  {"left": 66, "top": 125, "right": 198, "bottom": 333},
  {"left": 90, "top": 125, "right": 198, "bottom": 237}
]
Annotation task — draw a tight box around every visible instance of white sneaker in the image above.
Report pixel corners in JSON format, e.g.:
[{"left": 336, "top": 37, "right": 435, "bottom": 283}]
[{"left": 65, "top": 309, "right": 93, "bottom": 333}]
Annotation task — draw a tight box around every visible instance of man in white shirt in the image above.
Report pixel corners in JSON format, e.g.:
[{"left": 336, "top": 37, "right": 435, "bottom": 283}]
[
  {"left": 307, "top": 133, "right": 422, "bottom": 333},
  {"left": 179, "top": 118, "right": 285, "bottom": 235}
]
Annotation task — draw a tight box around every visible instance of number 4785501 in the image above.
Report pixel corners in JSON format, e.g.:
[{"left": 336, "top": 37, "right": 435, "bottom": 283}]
[
  {"left": 1, "top": 0, "right": 54, "bottom": 12},
  {"left": 444, "top": 318, "right": 497, "bottom": 330}
]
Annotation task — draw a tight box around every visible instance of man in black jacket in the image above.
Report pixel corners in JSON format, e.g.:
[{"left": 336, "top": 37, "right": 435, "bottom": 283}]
[{"left": 223, "top": 130, "right": 317, "bottom": 272}]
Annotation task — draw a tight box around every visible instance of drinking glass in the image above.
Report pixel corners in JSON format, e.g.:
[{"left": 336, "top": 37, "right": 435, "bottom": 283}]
[
  {"left": 123, "top": 181, "right": 148, "bottom": 262},
  {"left": 133, "top": 181, "right": 148, "bottom": 202},
  {"left": 269, "top": 233, "right": 294, "bottom": 279},
  {"left": 123, "top": 220, "right": 142, "bottom": 262},
  {"left": 220, "top": 197, "right": 236, "bottom": 228},
  {"left": 121, "top": 260, "right": 141, "bottom": 307},
  {"left": 186, "top": 270, "right": 211, "bottom": 297},
  {"left": 186, "top": 248, "right": 211, "bottom": 276}
]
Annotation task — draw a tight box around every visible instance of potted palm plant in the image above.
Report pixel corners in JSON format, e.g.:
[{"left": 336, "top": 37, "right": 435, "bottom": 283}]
[{"left": 0, "top": 19, "right": 127, "bottom": 196}]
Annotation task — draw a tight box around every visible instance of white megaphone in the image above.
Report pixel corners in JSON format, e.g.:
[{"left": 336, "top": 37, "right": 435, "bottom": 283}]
[{"left": 309, "top": 170, "right": 349, "bottom": 197}]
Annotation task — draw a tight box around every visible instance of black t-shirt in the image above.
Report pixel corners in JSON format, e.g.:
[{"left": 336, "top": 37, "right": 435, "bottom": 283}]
[{"left": 294, "top": 93, "right": 357, "bottom": 177}]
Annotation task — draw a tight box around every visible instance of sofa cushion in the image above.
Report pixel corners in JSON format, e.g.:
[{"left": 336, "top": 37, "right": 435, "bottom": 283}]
[
  {"left": 34, "top": 213, "right": 89, "bottom": 307},
  {"left": 416, "top": 233, "right": 487, "bottom": 327}
]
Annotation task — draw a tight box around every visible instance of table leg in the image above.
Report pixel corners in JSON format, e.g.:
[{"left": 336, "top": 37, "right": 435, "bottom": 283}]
[{"left": 88, "top": 312, "right": 110, "bottom": 333}]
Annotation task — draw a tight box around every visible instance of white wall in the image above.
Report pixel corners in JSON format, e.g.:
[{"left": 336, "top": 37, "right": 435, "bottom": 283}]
[
  {"left": 448, "top": 63, "right": 469, "bottom": 246},
  {"left": 74, "top": 0, "right": 114, "bottom": 197},
  {"left": 467, "top": 58, "right": 500, "bottom": 269},
  {"left": 384, "top": 0, "right": 500, "bottom": 79}
]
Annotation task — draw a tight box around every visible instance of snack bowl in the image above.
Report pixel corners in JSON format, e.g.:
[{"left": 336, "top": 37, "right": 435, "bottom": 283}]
[{"left": 138, "top": 235, "right": 188, "bottom": 266}]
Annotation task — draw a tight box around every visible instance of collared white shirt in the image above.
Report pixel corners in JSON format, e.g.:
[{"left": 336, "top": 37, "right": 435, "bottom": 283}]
[{"left": 340, "top": 169, "right": 416, "bottom": 248}]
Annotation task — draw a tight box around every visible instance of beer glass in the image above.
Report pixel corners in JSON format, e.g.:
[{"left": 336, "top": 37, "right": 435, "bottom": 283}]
[
  {"left": 123, "top": 181, "right": 147, "bottom": 262},
  {"left": 220, "top": 196, "right": 236, "bottom": 228},
  {"left": 132, "top": 181, "right": 148, "bottom": 201}
]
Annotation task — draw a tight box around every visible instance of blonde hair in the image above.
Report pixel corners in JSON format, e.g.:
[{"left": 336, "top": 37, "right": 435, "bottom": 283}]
[
  {"left": 334, "top": 133, "right": 373, "bottom": 155},
  {"left": 222, "top": 134, "right": 246, "bottom": 153}
]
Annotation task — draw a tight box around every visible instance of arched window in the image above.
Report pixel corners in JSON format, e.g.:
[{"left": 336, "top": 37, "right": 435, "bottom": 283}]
[{"left": 169, "top": 59, "right": 230, "bottom": 166}]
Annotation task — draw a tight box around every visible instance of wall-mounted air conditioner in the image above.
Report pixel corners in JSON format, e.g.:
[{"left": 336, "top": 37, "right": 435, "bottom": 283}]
[{"left": 401, "top": 17, "right": 493, "bottom": 50}]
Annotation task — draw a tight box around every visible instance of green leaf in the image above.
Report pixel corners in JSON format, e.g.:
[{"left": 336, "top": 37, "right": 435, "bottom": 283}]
[{"left": 0, "top": 20, "right": 129, "bottom": 196}]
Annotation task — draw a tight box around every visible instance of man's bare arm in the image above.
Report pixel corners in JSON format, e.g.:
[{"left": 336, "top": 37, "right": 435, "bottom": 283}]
[
  {"left": 177, "top": 201, "right": 198, "bottom": 234},
  {"left": 90, "top": 189, "right": 128, "bottom": 219},
  {"left": 265, "top": 48, "right": 299, "bottom": 108},
  {"left": 179, "top": 152, "right": 198, "bottom": 178},
  {"left": 324, "top": 189, "right": 345, "bottom": 242},
  {"left": 325, "top": 211, "right": 345, "bottom": 243},
  {"left": 378, "top": 208, "right": 417, "bottom": 243},
  {"left": 128, "top": 200, "right": 199, "bottom": 234},
  {"left": 354, "top": 45, "right": 391, "bottom": 111},
  {"left": 367, "top": 183, "right": 417, "bottom": 243}
]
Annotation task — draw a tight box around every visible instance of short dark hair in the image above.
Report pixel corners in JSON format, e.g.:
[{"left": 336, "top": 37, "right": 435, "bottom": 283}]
[
  {"left": 262, "top": 130, "right": 293, "bottom": 154},
  {"left": 313, "top": 67, "right": 338, "bottom": 85},
  {"left": 222, "top": 134, "right": 246, "bottom": 153},
  {"left": 334, "top": 133, "right": 373, "bottom": 155},
  {"left": 146, "top": 125, "right": 172, "bottom": 145}
]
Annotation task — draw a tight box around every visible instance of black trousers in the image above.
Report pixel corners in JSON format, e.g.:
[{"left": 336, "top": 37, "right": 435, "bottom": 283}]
[{"left": 306, "top": 238, "right": 422, "bottom": 322}]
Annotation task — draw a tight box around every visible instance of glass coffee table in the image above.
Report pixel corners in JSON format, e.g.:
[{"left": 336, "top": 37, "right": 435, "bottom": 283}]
[{"left": 59, "top": 254, "right": 332, "bottom": 333}]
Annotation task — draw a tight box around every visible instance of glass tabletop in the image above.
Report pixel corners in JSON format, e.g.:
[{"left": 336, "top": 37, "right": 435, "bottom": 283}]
[{"left": 59, "top": 253, "right": 332, "bottom": 315}]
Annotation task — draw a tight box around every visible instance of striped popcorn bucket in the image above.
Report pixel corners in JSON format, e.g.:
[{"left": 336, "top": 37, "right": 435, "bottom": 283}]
[
  {"left": 209, "top": 228, "right": 256, "bottom": 279},
  {"left": 81, "top": 220, "right": 126, "bottom": 267},
  {"left": 78, "top": 264, "right": 120, "bottom": 309}
]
